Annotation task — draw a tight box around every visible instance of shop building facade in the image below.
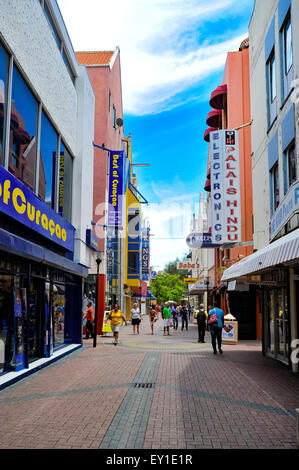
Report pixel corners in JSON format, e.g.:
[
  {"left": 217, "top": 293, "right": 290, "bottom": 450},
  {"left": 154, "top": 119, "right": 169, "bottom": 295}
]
[
  {"left": 203, "top": 38, "right": 257, "bottom": 339},
  {"left": 76, "top": 48, "right": 124, "bottom": 331},
  {"left": 222, "top": 0, "right": 299, "bottom": 371},
  {"left": 0, "top": 0, "right": 95, "bottom": 383}
]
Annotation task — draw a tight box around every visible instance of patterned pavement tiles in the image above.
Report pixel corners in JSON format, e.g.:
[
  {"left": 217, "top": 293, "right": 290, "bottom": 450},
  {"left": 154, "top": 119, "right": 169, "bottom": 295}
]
[{"left": 0, "top": 316, "right": 299, "bottom": 449}]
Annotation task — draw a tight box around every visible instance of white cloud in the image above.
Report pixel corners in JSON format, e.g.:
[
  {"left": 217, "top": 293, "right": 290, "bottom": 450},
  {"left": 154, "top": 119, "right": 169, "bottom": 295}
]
[{"left": 57, "top": 0, "right": 249, "bottom": 115}]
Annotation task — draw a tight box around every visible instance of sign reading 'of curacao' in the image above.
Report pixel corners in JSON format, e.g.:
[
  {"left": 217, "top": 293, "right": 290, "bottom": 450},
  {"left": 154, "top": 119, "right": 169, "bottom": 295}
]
[
  {"left": 210, "top": 129, "right": 241, "bottom": 244},
  {"left": 108, "top": 150, "right": 124, "bottom": 227},
  {"left": 0, "top": 165, "right": 74, "bottom": 252}
]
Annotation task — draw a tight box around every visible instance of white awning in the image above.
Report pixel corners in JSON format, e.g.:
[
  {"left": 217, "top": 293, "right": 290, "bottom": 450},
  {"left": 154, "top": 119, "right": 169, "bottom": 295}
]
[{"left": 221, "top": 228, "right": 299, "bottom": 281}]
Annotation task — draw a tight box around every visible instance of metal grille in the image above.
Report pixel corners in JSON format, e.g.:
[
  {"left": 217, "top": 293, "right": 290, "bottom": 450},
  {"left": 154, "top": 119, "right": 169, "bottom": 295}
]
[{"left": 133, "top": 382, "right": 155, "bottom": 389}]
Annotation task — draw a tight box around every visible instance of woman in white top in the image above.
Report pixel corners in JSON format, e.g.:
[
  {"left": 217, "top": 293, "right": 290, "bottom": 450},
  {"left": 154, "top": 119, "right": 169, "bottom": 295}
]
[{"left": 130, "top": 303, "right": 142, "bottom": 335}]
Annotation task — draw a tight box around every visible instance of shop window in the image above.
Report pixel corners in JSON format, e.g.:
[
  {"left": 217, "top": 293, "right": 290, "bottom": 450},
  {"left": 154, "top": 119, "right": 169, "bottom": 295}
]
[
  {"left": 128, "top": 251, "right": 138, "bottom": 275},
  {"left": 270, "top": 162, "right": 280, "bottom": 214},
  {"left": 280, "top": 11, "right": 293, "bottom": 103},
  {"left": 52, "top": 283, "right": 65, "bottom": 349},
  {"left": 59, "top": 141, "right": 73, "bottom": 223},
  {"left": 0, "top": 42, "right": 8, "bottom": 166},
  {"left": 39, "top": 111, "right": 58, "bottom": 208},
  {"left": 113, "top": 106, "right": 116, "bottom": 128},
  {"left": 0, "top": 274, "right": 14, "bottom": 373},
  {"left": 283, "top": 141, "right": 296, "bottom": 194},
  {"left": 128, "top": 211, "right": 140, "bottom": 236},
  {"left": 266, "top": 50, "right": 277, "bottom": 127},
  {"left": 9, "top": 64, "right": 38, "bottom": 191}
]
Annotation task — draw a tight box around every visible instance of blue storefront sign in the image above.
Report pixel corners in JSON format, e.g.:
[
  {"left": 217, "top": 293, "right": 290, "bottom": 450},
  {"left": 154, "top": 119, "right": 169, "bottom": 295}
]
[
  {"left": 108, "top": 151, "right": 124, "bottom": 227},
  {"left": 86, "top": 229, "right": 99, "bottom": 251},
  {"left": 0, "top": 165, "right": 74, "bottom": 252},
  {"left": 270, "top": 180, "right": 299, "bottom": 240},
  {"left": 186, "top": 232, "right": 220, "bottom": 248}
]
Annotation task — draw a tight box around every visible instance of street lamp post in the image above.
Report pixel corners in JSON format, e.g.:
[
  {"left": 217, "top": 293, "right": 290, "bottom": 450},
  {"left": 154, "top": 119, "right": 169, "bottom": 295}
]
[
  {"left": 204, "top": 276, "right": 210, "bottom": 308},
  {"left": 93, "top": 251, "right": 104, "bottom": 348}
]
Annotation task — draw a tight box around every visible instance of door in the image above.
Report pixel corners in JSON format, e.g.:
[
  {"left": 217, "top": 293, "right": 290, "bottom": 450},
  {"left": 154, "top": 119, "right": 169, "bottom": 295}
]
[
  {"left": 28, "top": 278, "right": 45, "bottom": 363},
  {"left": 276, "top": 287, "right": 289, "bottom": 363}
]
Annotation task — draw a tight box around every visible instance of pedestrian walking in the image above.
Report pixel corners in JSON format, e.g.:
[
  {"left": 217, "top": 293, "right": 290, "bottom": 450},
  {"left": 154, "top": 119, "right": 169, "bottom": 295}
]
[
  {"left": 208, "top": 302, "right": 224, "bottom": 354},
  {"left": 149, "top": 306, "right": 158, "bottom": 335},
  {"left": 188, "top": 304, "right": 192, "bottom": 320},
  {"left": 130, "top": 302, "right": 142, "bottom": 335},
  {"left": 171, "top": 304, "right": 179, "bottom": 330},
  {"left": 83, "top": 301, "right": 94, "bottom": 339},
  {"left": 107, "top": 304, "right": 127, "bottom": 345},
  {"left": 181, "top": 303, "right": 188, "bottom": 331},
  {"left": 196, "top": 303, "right": 207, "bottom": 343},
  {"left": 162, "top": 302, "right": 171, "bottom": 336}
]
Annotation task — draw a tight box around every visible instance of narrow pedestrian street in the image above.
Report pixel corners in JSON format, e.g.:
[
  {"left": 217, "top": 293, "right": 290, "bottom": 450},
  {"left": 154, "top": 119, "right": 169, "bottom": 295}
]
[{"left": 0, "top": 316, "right": 298, "bottom": 451}]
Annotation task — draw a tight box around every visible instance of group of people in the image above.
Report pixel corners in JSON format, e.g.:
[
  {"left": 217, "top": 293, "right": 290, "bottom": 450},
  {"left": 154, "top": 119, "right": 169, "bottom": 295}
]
[
  {"left": 149, "top": 301, "right": 225, "bottom": 354},
  {"left": 83, "top": 300, "right": 225, "bottom": 354}
]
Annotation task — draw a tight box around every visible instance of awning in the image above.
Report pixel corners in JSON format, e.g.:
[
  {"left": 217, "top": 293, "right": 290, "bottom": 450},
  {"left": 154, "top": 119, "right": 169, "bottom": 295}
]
[
  {"left": 204, "top": 178, "right": 211, "bottom": 192},
  {"left": 206, "top": 109, "right": 222, "bottom": 128},
  {"left": 204, "top": 127, "right": 218, "bottom": 142},
  {"left": 209, "top": 84, "right": 227, "bottom": 110},
  {"left": 204, "top": 166, "right": 211, "bottom": 192},
  {"left": 221, "top": 228, "right": 299, "bottom": 281}
]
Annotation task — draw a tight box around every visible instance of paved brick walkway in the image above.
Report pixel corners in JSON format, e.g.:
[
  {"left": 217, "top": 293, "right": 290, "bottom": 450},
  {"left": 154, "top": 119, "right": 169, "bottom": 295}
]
[{"left": 0, "top": 315, "right": 299, "bottom": 449}]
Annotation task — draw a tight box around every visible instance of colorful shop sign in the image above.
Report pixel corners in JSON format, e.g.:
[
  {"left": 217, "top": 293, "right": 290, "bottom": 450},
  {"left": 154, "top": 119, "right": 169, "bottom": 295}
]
[
  {"left": 186, "top": 232, "right": 220, "bottom": 248},
  {"left": 141, "top": 228, "right": 150, "bottom": 281},
  {"left": 0, "top": 165, "right": 74, "bottom": 252},
  {"left": 210, "top": 130, "right": 241, "bottom": 244},
  {"left": 86, "top": 229, "right": 99, "bottom": 251},
  {"left": 108, "top": 151, "right": 124, "bottom": 227}
]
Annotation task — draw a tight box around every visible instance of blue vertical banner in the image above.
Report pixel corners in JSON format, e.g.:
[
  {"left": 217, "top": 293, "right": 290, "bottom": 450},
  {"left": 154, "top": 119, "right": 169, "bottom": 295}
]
[
  {"left": 108, "top": 151, "right": 124, "bottom": 227},
  {"left": 58, "top": 151, "right": 64, "bottom": 217},
  {"left": 141, "top": 228, "right": 150, "bottom": 281}
]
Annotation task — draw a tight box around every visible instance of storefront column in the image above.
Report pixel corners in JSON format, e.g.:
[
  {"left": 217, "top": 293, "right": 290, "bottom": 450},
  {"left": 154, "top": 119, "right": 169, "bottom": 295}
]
[
  {"left": 289, "top": 268, "right": 298, "bottom": 373},
  {"left": 97, "top": 274, "right": 106, "bottom": 336}
]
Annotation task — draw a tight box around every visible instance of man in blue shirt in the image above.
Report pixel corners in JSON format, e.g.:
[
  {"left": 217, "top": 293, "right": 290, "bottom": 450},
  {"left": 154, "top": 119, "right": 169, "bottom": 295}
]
[{"left": 208, "top": 301, "right": 224, "bottom": 354}]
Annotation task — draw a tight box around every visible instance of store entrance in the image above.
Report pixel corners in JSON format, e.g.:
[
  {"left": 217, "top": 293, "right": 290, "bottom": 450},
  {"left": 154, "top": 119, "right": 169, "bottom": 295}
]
[{"left": 264, "top": 287, "right": 289, "bottom": 364}]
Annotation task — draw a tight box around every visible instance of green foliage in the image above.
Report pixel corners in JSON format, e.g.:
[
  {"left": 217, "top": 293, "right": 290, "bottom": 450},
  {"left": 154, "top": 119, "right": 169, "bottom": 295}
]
[
  {"left": 150, "top": 272, "right": 186, "bottom": 304},
  {"left": 164, "top": 258, "right": 188, "bottom": 281}
]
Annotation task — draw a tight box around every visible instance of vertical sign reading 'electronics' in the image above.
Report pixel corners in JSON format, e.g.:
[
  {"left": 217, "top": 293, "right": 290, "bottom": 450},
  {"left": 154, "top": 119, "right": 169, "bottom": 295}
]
[
  {"left": 210, "top": 130, "right": 241, "bottom": 245},
  {"left": 108, "top": 151, "right": 124, "bottom": 227}
]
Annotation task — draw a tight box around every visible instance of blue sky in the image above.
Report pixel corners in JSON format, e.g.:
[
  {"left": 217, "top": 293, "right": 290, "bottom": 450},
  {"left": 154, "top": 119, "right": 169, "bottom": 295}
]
[{"left": 58, "top": 0, "right": 255, "bottom": 270}]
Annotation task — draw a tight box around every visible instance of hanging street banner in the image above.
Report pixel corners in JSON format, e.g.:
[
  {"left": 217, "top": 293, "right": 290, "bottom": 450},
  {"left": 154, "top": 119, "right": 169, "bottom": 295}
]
[
  {"left": 108, "top": 151, "right": 124, "bottom": 227},
  {"left": 141, "top": 227, "right": 150, "bottom": 281},
  {"left": 210, "top": 130, "right": 241, "bottom": 244},
  {"left": 186, "top": 232, "right": 220, "bottom": 248}
]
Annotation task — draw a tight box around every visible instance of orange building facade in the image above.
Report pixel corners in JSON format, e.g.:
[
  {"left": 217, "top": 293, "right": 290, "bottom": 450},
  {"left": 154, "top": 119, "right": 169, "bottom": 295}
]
[{"left": 77, "top": 49, "right": 124, "bottom": 333}]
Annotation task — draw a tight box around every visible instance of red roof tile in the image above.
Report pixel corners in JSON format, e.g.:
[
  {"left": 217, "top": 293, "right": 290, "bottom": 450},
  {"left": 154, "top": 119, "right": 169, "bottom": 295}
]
[{"left": 76, "top": 51, "right": 114, "bottom": 66}]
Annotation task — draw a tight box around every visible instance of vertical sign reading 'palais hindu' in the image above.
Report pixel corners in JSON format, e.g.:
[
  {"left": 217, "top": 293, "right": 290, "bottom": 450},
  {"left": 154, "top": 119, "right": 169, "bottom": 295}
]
[
  {"left": 108, "top": 151, "right": 124, "bottom": 227},
  {"left": 210, "top": 130, "right": 241, "bottom": 244}
]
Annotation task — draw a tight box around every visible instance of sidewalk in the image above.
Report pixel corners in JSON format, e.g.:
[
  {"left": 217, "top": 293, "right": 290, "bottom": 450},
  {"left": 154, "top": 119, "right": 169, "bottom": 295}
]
[{"left": 0, "top": 315, "right": 298, "bottom": 449}]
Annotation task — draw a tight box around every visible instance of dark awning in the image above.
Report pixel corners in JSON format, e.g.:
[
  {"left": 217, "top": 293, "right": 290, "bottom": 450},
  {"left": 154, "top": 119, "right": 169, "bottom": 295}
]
[
  {"left": 204, "top": 127, "right": 218, "bottom": 142},
  {"left": 209, "top": 84, "right": 227, "bottom": 110},
  {"left": 206, "top": 109, "right": 222, "bottom": 128},
  {"left": 204, "top": 177, "right": 211, "bottom": 192}
]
